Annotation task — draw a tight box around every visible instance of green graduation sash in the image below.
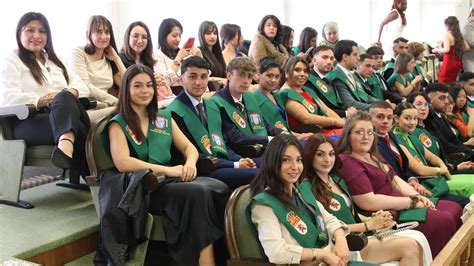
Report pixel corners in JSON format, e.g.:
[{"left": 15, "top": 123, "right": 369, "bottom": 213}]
[
  {"left": 211, "top": 93, "right": 268, "bottom": 136},
  {"left": 106, "top": 111, "right": 172, "bottom": 165},
  {"left": 253, "top": 191, "right": 329, "bottom": 248},
  {"left": 298, "top": 179, "right": 357, "bottom": 225},
  {"left": 412, "top": 127, "right": 442, "bottom": 158},
  {"left": 279, "top": 87, "right": 326, "bottom": 116},
  {"left": 307, "top": 72, "right": 343, "bottom": 107},
  {"left": 365, "top": 74, "right": 385, "bottom": 100},
  {"left": 393, "top": 128, "right": 449, "bottom": 198},
  {"left": 386, "top": 73, "right": 414, "bottom": 90},
  {"left": 327, "top": 67, "right": 369, "bottom": 103},
  {"left": 253, "top": 90, "right": 289, "bottom": 131},
  {"left": 468, "top": 98, "right": 474, "bottom": 108},
  {"left": 167, "top": 98, "right": 227, "bottom": 158},
  {"left": 382, "top": 61, "right": 394, "bottom": 75}
]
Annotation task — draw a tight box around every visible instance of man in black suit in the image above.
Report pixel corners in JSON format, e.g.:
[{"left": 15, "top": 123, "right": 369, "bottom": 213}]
[
  {"left": 424, "top": 83, "right": 474, "bottom": 160},
  {"left": 305, "top": 45, "right": 357, "bottom": 118},
  {"left": 370, "top": 101, "right": 469, "bottom": 207},
  {"left": 211, "top": 57, "right": 284, "bottom": 149},
  {"left": 368, "top": 101, "right": 431, "bottom": 195},
  {"left": 167, "top": 56, "right": 259, "bottom": 189}
]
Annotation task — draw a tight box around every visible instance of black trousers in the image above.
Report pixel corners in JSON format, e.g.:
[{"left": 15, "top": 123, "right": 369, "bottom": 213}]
[{"left": 11, "top": 91, "right": 91, "bottom": 176}]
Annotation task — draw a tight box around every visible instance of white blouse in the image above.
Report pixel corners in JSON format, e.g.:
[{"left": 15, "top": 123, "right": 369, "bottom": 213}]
[
  {"left": 154, "top": 49, "right": 181, "bottom": 87},
  {"left": 251, "top": 201, "right": 349, "bottom": 264},
  {"left": 0, "top": 50, "right": 89, "bottom": 108},
  {"left": 70, "top": 46, "right": 117, "bottom": 106}
]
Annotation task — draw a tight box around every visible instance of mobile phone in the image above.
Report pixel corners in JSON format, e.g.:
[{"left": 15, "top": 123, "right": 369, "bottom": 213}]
[{"left": 183, "top": 37, "right": 195, "bottom": 49}]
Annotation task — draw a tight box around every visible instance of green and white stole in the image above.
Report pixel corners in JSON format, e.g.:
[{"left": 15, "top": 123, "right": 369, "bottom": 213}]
[
  {"left": 298, "top": 178, "right": 357, "bottom": 225},
  {"left": 393, "top": 127, "right": 449, "bottom": 198},
  {"left": 307, "top": 72, "right": 343, "bottom": 107},
  {"left": 106, "top": 111, "right": 172, "bottom": 165},
  {"left": 411, "top": 127, "right": 442, "bottom": 159},
  {"left": 253, "top": 190, "right": 329, "bottom": 248},
  {"left": 253, "top": 90, "right": 289, "bottom": 131},
  {"left": 365, "top": 74, "right": 385, "bottom": 100},
  {"left": 279, "top": 87, "right": 327, "bottom": 116},
  {"left": 167, "top": 98, "right": 227, "bottom": 158},
  {"left": 211, "top": 92, "right": 268, "bottom": 136},
  {"left": 327, "top": 67, "right": 369, "bottom": 103}
]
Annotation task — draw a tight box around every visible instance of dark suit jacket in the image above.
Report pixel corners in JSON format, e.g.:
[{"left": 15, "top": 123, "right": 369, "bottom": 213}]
[
  {"left": 305, "top": 70, "right": 346, "bottom": 117},
  {"left": 213, "top": 87, "right": 283, "bottom": 148},
  {"left": 376, "top": 132, "right": 413, "bottom": 181},
  {"left": 424, "top": 110, "right": 474, "bottom": 156},
  {"left": 374, "top": 72, "right": 404, "bottom": 104},
  {"left": 382, "top": 58, "right": 395, "bottom": 81},
  {"left": 170, "top": 91, "right": 242, "bottom": 168}
]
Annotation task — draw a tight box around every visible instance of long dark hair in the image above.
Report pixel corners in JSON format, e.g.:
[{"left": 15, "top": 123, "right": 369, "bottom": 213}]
[
  {"left": 121, "top": 21, "right": 156, "bottom": 68},
  {"left": 303, "top": 134, "right": 342, "bottom": 209},
  {"left": 250, "top": 134, "right": 304, "bottom": 210},
  {"left": 117, "top": 64, "right": 158, "bottom": 142},
  {"left": 16, "top": 12, "right": 69, "bottom": 85},
  {"left": 158, "top": 18, "right": 183, "bottom": 60},
  {"left": 198, "top": 21, "right": 226, "bottom": 78},
  {"left": 280, "top": 25, "right": 294, "bottom": 56},
  {"left": 257, "top": 15, "right": 283, "bottom": 44},
  {"left": 445, "top": 16, "right": 465, "bottom": 57},
  {"left": 450, "top": 85, "right": 468, "bottom": 113},
  {"left": 220, "top": 23, "right": 242, "bottom": 49},
  {"left": 298, "top": 27, "right": 318, "bottom": 54}
]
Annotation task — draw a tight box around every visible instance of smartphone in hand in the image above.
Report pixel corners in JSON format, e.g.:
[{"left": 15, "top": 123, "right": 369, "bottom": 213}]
[{"left": 183, "top": 37, "right": 195, "bottom": 49}]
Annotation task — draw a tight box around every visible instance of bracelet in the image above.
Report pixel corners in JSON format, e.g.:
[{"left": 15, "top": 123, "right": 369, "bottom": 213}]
[
  {"left": 43, "top": 95, "right": 50, "bottom": 108},
  {"left": 311, "top": 248, "right": 317, "bottom": 261},
  {"left": 364, "top": 221, "right": 369, "bottom": 232},
  {"left": 409, "top": 194, "right": 419, "bottom": 209}
]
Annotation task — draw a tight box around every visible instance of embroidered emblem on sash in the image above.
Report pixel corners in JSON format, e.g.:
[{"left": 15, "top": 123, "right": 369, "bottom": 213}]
[
  {"left": 317, "top": 80, "right": 328, "bottom": 93},
  {"left": 419, "top": 133, "right": 432, "bottom": 148},
  {"left": 317, "top": 214, "right": 326, "bottom": 231},
  {"left": 275, "top": 121, "right": 286, "bottom": 129},
  {"left": 154, "top": 116, "right": 168, "bottom": 129},
  {"left": 126, "top": 125, "right": 142, "bottom": 145},
  {"left": 201, "top": 135, "right": 212, "bottom": 154},
  {"left": 250, "top": 112, "right": 261, "bottom": 125},
  {"left": 211, "top": 133, "right": 223, "bottom": 146},
  {"left": 302, "top": 99, "right": 315, "bottom": 113},
  {"left": 232, "top": 112, "right": 247, "bottom": 128},
  {"left": 286, "top": 211, "right": 308, "bottom": 235},
  {"left": 329, "top": 198, "right": 341, "bottom": 211}
]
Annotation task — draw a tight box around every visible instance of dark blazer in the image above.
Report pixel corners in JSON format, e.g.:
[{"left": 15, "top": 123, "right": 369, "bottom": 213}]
[
  {"left": 382, "top": 58, "right": 395, "bottom": 81},
  {"left": 213, "top": 87, "right": 283, "bottom": 147},
  {"left": 377, "top": 132, "right": 414, "bottom": 181},
  {"left": 424, "top": 110, "right": 474, "bottom": 156},
  {"left": 305, "top": 70, "right": 347, "bottom": 117},
  {"left": 170, "top": 91, "right": 241, "bottom": 168}
]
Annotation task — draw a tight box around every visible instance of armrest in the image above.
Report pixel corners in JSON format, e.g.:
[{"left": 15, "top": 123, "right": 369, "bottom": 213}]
[
  {"left": 446, "top": 152, "right": 466, "bottom": 166},
  {"left": 79, "top": 97, "right": 97, "bottom": 110},
  {"left": 0, "top": 104, "right": 36, "bottom": 120},
  {"left": 291, "top": 124, "right": 322, "bottom": 134},
  {"left": 196, "top": 156, "right": 219, "bottom": 175},
  {"left": 231, "top": 144, "right": 264, "bottom": 158}
]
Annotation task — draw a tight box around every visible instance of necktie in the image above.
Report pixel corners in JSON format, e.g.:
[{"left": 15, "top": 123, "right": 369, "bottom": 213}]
[
  {"left": 196, "top": 103, "right": 208, "bottom": 128},
  {"left": 376, "top": 73, "right": 388, "bottom": 91},
  {"left": 236, "top": 101, "right": 248, "bottom": 120},
  {"left": 322, "top": 77, "right": 332, "bottom": 87},
  {"left": 383, "top": 135, "right": 403, "bottom": 168}
]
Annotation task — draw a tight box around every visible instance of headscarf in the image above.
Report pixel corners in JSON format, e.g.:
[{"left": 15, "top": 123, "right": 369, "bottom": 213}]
[{"left": 319, "top": 22, "right": 339, "bottom": 49}]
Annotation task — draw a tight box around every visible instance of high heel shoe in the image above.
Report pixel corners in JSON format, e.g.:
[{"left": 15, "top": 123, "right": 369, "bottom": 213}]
[{"left": 51, "top": 138, "right": 73, "bottom": 170}]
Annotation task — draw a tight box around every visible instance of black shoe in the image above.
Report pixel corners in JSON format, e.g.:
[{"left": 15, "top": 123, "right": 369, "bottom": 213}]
[{"left": 51, "top": 138, "right": 73, "bottom": 169}]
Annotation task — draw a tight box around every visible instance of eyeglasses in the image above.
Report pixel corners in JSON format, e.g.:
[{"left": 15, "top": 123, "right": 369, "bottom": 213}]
[
  {"left": 413, "top": 102, "right": 431, "bottom": 109},
  {"left": 351, "top": 130, "right": 375, "bottom": 137}
]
